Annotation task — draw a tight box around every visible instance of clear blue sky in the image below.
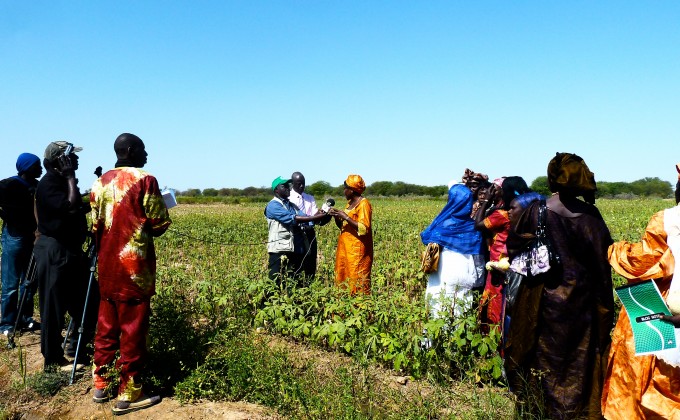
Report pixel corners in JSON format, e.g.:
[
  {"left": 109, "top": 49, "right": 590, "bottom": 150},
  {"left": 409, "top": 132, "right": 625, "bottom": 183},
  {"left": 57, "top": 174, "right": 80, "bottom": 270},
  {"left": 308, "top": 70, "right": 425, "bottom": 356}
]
[{"left": 2, "top": 2, "right": 679, "bottom": 191}]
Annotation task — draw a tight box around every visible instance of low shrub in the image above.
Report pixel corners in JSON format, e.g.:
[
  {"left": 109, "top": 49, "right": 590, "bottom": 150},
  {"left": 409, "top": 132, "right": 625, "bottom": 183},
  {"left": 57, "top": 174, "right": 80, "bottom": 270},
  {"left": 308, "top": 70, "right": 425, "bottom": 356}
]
[{"left": 250, "top": 278, "right": 504, "bottom": 384}]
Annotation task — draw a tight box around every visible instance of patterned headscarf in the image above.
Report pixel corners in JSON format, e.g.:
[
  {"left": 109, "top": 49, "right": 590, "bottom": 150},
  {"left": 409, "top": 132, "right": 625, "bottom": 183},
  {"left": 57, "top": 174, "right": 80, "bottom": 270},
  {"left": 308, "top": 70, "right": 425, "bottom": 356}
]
[
  {"left": 547, "top": 153, "right": 596, "bottom": 202},
  {"left": 344, "top": 174, "right": 366, "bottom": 195},
  {"left": 461, "top": 169, "right": 489, "bottom": 187}
]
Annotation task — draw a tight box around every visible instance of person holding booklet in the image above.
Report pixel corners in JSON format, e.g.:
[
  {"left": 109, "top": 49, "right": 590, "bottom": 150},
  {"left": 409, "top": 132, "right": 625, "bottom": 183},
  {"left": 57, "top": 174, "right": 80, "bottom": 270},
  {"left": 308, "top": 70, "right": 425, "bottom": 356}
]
[{"left": 602, "top": 163, "right": 680, "bottom": 419}]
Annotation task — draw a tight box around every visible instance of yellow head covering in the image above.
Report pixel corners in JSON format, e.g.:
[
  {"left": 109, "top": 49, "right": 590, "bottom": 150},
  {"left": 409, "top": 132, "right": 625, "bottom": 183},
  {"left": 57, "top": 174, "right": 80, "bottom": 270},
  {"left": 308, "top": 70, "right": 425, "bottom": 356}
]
[{"left": 344, "top": 174, "right": 366, "bottom": 195}]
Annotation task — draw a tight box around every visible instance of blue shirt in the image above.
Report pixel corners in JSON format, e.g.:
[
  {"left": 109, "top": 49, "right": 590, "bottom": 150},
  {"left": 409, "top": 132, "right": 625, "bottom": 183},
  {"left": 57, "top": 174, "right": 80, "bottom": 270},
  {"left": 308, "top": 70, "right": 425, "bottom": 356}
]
[{"left": 265, "top": 197, "right": 306, "bottom": 253}]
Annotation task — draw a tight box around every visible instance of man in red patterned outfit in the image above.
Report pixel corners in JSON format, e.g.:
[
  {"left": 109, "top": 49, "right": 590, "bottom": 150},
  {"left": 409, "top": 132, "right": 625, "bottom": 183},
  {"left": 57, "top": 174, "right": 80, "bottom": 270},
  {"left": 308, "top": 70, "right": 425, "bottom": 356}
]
[{"left": 89, "top": 133, "right": 171, "bottom": 415}]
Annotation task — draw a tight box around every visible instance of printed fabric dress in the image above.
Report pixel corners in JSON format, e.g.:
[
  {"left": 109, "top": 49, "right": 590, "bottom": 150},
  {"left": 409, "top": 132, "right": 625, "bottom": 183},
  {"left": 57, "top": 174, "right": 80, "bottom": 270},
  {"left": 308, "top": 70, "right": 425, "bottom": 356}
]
[
  {"left": 91, "top": 167, "right": 171, "bottom": 300},
  {"left": 479, "top": 209, "right": 510, "bottom": 326},
  {"left": 603, "top": 206, "right": 680, "bottom": 419},
  {"left": 335, "top": 198, "right": 373, "bottom": 295}
]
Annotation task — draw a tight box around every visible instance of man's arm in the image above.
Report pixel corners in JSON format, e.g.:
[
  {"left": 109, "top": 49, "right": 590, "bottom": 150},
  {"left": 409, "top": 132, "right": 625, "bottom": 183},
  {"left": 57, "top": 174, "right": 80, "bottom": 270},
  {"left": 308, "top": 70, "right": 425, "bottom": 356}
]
[
  {"left": 265, "top": 201, "right": 296, "bottom": 226},
  {"left": 142, "top": 176, "right": 172, "bottom": 237},
  {"left": 55, "top": 155, "right": 81, "bottom": 213}
]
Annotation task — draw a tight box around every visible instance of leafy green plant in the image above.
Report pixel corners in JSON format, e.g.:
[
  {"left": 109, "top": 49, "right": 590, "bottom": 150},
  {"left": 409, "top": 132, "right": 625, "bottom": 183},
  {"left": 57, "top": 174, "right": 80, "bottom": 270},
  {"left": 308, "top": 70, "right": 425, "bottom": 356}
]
[
  {"left": 251, "top": 278, "right": 503, "bottom": 384},
  {"left": 25, "top": 367, "right": 69, "bottom": 397}
]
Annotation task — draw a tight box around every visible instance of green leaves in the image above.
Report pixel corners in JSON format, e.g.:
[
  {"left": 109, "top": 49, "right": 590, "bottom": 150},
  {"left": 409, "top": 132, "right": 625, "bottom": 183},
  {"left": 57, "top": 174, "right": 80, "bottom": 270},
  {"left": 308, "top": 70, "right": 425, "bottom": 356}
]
[{"left": 249, "top": 276, "right": 504, "bottom": 384}]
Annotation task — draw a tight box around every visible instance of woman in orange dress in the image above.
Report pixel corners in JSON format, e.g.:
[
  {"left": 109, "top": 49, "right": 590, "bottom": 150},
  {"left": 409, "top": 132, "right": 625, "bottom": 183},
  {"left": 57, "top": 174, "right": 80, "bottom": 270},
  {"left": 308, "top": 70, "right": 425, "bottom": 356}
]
[
  {"left": 329, "top": 174, "right": 373, "bottom": 295},
  {"left": 602, "top": 164, "right": 680, "bottom": 419}
]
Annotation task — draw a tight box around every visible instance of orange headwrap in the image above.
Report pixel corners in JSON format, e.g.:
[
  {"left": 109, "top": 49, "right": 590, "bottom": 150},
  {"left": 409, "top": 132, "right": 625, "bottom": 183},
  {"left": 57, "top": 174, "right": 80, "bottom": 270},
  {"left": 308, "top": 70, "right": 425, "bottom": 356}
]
[{"left": 344, "top": 174, "right": 366, "bottom": 194}]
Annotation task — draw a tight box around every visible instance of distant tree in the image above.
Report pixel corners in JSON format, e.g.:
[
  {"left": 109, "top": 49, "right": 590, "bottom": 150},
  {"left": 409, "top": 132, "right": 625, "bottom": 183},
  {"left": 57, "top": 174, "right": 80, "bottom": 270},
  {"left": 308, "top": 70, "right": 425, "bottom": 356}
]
[
  {"left": 391, "top": 181, "right": 409, "bottom": 196},
  {"left": 331, "top": 184, "right": 344, "bottom": 197},
  {"left": 181, "top": 188, "right": 202, "bottom": 197},
  {"left": 598, "top": 182, "right": 629, "bottom": 197},
  {"left": 176, "top": 177, "right": 673, "bottom": 200},
  {"left": 367, "top": 181, "right": 394, "bottom": 196},
  {"left": 218, "top": 188, "right": 240, "bottom": 196},
  {"left": 530, "top": 177, "right": 672, "bottom": 199},
  {"left": 630, "top": 177, "right": 672, "bottom": 198},
  {"left": 242, "top": 186, "right": 260, "bottom": 197},
  {"left": 306, "top": 181, "right": 333, "bottom": 197},
  {"left": 530, "top": 176, "right": 550, "bottom": 196},
  {"left": 424, "top": 185, "right": 447, "bottom": 197}
]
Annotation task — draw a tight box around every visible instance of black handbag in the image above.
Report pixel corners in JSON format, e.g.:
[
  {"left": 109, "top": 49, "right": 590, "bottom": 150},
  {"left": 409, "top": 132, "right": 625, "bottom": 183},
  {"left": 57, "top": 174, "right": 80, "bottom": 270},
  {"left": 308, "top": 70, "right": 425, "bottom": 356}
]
[
  {"left": 531, "top": 199, "right": 561, "bottom": 274},
  {"left": 507, "top": 199, "right": 561, "bottom": 310}
]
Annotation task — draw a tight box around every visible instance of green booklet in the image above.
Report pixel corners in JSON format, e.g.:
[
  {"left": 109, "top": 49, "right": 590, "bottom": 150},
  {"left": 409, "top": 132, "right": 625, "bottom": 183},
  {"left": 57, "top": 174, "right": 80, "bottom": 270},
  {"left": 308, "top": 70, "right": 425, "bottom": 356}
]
[{"left": 615, "top": 280, "right": 677, "bottom": 355}]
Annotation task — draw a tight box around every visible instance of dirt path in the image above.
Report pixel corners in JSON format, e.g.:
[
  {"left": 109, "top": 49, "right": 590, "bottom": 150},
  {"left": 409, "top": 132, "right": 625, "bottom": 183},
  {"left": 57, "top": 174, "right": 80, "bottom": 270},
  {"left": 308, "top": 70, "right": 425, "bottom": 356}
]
[{"left": 0, "top": 332, "right": 276, "bottom": 419}]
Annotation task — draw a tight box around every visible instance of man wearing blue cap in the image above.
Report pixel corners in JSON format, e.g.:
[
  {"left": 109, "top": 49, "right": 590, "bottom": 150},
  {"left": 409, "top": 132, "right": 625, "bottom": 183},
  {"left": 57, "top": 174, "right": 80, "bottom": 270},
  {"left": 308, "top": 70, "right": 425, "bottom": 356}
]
[
  {"left": 265, "top": 176, "right": 328, "bottom": 285},
  {"left": 0, "top": 153, "right": 43, "bottom": 337}
]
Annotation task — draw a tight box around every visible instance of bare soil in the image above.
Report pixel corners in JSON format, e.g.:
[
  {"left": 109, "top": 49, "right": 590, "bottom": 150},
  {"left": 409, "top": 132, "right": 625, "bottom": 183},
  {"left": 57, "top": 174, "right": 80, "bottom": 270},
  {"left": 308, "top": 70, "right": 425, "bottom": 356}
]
[{"left": 0, "top": 332, "right": 276, "bottom": 419}]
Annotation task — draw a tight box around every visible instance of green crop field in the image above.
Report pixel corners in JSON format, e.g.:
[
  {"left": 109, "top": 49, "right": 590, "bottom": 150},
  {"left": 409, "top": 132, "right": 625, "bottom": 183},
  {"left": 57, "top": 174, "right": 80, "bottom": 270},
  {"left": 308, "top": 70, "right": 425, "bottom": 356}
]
[{"left": 159, "top": 197, "right": 671, "bottom": 304}]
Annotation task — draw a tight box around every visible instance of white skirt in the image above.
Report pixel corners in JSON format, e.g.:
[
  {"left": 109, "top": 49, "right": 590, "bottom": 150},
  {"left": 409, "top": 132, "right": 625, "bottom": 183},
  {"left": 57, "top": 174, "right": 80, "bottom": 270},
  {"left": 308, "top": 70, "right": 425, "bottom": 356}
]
[{"left": 426, "top": 247, "right": 482, "bottom": 319}]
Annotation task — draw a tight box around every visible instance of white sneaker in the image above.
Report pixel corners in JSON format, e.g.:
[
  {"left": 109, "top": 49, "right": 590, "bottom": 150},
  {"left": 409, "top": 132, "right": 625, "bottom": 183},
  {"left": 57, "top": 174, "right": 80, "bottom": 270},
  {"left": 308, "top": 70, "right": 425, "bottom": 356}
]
[
  {"left": 112, "top": 394, "right": 161, "bottom": 415},
  {"left": 59, "top": 362, "right": 86, "bottom": 373}
]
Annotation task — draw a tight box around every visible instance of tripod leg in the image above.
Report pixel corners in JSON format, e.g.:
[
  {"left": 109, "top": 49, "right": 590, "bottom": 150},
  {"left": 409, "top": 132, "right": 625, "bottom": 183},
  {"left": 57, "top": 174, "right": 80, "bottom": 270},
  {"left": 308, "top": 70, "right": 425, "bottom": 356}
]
[
  {"left": 6, "top": 255, "right": 36, "bottom": 350},
  {"left": 62, "top": 318, "right": 73, "bottom": 352},
  {"left": 70, "top": 252, "right": 97, "bottom": 385},
  {"left": 5, "top": 289, "right": 28, "bottom": 350}
]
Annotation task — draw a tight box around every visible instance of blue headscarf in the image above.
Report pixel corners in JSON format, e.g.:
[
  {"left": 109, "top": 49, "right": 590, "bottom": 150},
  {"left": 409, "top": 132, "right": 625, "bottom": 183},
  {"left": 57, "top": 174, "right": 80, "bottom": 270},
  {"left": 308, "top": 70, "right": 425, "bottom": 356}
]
[
  {"left": 16, "top": 153, "right": 40, "bottom": 175},
  {"left": 514, "top": 191, "right": 543, "bottom": 209},
  {"left": 420, "top": 184, "right": 482, "bottom": 255}
]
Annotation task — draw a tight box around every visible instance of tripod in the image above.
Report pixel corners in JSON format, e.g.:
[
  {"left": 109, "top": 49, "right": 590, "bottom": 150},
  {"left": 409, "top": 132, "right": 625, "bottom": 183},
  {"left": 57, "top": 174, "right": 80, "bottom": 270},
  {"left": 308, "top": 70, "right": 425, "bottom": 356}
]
[
  {"left": 6, "top": 254, "right": 37, "bottom": 350},
  {"left": 67, "top": 239, "right": 98, "bottom": 384}
]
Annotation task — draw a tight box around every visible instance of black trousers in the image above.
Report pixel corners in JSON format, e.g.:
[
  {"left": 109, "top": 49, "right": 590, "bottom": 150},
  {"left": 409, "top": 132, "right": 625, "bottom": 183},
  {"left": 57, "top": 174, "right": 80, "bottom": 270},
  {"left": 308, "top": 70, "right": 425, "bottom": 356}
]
[
  {"left": 34, "top": 235, "right": 99, "bottom": 368},
  {"left": 268, "top": 252, "right": 303, "bottom": 287},
  {"left": 300, "top": 228, "right": 317, "bottom": 280}
]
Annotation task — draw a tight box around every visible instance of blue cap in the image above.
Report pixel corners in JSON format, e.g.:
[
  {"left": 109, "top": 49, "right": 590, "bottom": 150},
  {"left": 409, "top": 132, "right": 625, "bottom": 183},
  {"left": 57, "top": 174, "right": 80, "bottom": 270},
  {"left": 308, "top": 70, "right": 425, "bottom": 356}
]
[{"left": 16, "top": 153, "right": 40, "bottom": 175}]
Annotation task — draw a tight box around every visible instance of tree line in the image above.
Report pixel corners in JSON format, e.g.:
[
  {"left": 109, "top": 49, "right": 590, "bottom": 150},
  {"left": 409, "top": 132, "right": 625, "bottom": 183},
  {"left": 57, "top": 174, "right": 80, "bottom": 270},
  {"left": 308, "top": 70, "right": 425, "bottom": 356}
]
[{"left": 177, "top": 177, "right": 674, "bottom": 201}]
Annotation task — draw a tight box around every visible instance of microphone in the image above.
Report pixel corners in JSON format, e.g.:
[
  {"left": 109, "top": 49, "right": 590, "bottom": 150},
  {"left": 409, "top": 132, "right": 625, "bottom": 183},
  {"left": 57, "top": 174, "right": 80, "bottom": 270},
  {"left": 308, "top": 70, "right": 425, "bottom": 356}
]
[{"left": 321, "top": 198, "right": 335, "bottom": 213}]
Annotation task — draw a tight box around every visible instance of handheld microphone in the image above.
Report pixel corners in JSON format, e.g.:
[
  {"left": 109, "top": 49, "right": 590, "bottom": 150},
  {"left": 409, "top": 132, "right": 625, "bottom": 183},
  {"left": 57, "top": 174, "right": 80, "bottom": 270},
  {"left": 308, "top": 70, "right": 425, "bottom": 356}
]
[{"left": 321, "top": 198, "right": 335, "bottom": 213}]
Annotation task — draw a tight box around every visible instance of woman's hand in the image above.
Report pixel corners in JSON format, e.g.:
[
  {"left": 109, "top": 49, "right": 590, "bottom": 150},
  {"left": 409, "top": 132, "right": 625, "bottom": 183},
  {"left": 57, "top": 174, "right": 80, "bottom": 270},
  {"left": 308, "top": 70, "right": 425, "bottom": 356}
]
[
  {"left": 330, "top": 208, "right": 349, "bottom": 220},
  {"left": 487, "top": 184, "right": 501, "bottom": 203},
  {"left": 329, "top": 208, "right": 349, "bottom": 228}
]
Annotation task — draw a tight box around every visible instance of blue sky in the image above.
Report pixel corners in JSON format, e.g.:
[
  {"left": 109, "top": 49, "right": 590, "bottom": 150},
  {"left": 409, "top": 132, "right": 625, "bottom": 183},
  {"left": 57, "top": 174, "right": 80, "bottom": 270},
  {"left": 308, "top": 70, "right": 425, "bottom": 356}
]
[{"left": 1, "top": 1, "right": 679, "bottom": 192}]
